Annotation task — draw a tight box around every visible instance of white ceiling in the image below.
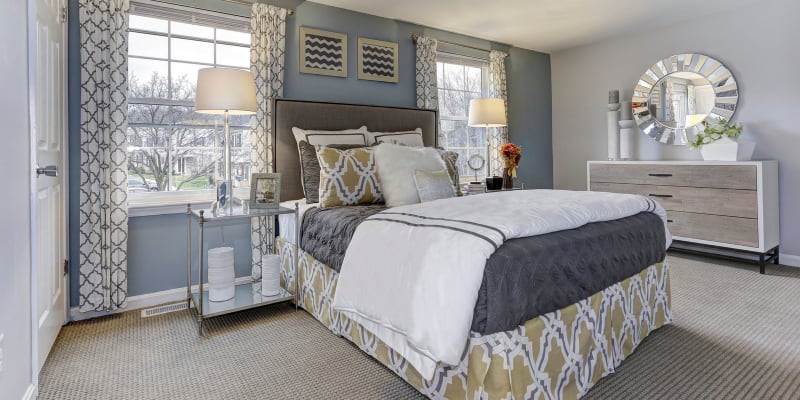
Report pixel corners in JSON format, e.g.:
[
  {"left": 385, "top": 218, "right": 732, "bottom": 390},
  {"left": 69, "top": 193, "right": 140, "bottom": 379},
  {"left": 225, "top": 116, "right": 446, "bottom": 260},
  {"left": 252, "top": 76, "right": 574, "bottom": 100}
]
[{"left": 309, "top": 0, "right": 758, "bottom": 53}]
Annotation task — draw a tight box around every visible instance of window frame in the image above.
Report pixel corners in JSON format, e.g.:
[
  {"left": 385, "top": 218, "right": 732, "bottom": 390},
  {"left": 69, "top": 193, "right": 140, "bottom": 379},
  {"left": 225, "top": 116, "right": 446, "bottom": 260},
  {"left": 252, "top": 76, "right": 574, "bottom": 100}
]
[
  {"left": 126, "top": 8, "right": 252, "bottom": 216},
  {"left": 436, "top": 52, "right": 490, "bottom": 183}
]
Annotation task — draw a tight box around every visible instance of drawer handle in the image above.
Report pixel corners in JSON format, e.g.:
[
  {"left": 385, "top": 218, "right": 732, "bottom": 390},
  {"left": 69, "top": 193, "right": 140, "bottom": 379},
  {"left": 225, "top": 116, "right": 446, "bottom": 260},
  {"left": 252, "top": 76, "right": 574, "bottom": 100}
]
[
  {"left": 648, "top": 173, "right": 673, "bottom": 177},
  {"left": 649, "top": 193, "right": 673, "bottom": 198},
  {"left": 667, "top": 219, "right": 674, "bottom": 223}
]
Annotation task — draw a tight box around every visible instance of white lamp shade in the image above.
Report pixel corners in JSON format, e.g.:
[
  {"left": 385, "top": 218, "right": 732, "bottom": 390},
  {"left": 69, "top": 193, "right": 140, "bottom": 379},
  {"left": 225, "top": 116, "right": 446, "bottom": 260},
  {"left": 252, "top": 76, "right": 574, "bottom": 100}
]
[
  {"left": 195, "top": 68, "right": 257, "bottom": 115},
  {"left": 468, "top": 98, "right": 507, "bottom": 127}
]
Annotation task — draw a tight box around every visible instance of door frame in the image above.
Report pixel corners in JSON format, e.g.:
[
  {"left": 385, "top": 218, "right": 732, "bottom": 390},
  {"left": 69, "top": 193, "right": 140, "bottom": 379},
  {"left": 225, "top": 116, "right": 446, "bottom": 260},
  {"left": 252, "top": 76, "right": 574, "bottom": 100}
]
[
  {"left": 27, "top": 0, "right": 38, "bottom": 391},
  {"left": 27, "top": 0, "right": 70, "bottom": 391}
]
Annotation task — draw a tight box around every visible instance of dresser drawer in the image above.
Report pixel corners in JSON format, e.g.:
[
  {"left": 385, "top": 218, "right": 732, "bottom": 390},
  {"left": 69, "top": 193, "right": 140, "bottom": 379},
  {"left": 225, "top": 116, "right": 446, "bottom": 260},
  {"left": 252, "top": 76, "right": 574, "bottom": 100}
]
[
  {"left": 589, "top": 163, "right": 757, "bottom": 190},
  {"left": 667, "top": 211, "right": 758, "bottom": 248},
  {"left": 591, "top": 182, "right": 758, "bottom": 218}
]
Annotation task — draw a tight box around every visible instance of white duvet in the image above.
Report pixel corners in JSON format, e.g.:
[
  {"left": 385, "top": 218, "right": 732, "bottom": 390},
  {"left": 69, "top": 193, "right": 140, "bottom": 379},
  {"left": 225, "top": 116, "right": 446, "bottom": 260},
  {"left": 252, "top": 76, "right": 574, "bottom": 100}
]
[{"left": 331, "top": 189, "right": 671, "bottom": 379}]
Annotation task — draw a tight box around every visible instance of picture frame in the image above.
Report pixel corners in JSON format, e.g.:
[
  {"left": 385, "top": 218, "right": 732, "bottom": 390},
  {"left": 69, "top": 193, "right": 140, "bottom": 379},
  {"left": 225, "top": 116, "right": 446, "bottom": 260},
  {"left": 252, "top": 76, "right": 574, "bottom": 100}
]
[
  {"left": 250, "top": 173, "right": 281, "bottom": 209},
  {"left": 299, "top": 27, "right": 348, "bottom": 78},
  {"left": 216, "top": 181, "right": 228, "bottom": 207},
  {"left": 357, "top": 37, "right": 399, "bottom": 83}
]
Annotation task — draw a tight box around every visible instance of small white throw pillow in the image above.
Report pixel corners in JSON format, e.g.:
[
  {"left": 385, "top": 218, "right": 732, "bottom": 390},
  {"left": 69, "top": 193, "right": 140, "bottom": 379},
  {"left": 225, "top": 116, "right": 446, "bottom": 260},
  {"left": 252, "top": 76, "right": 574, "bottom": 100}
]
[
  {"left": 414, "top": 169, "right": 456, "bottom": 203},
  {"left": 374, "top": 143, "right": 447, "bottom": 207}
]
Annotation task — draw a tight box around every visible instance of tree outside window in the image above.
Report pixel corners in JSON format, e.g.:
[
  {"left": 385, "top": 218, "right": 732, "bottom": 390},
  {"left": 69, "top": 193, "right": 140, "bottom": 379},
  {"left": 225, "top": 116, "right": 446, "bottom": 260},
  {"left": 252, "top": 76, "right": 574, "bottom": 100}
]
[
  {"left": 437, "top": 54, "right": 489, "bottom": 181},
  {"left": 126, "top": 13, "right": 252, "bottom": 194}
]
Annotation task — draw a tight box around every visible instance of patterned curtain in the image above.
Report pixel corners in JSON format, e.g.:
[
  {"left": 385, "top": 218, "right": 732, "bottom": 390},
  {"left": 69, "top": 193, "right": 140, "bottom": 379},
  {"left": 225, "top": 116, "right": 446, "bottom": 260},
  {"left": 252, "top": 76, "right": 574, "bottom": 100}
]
[
  {"left": 78, "top": 0, "right": 130, "bottom": 312},
  {"left": 415, "top": 36, "right": 439, "bottom": 111},
  {"left": 250, "top": 4, "right": 287, "bottom": 279},
  {"left": 488, "top": 50, "right": 509, "bottom": 177}
]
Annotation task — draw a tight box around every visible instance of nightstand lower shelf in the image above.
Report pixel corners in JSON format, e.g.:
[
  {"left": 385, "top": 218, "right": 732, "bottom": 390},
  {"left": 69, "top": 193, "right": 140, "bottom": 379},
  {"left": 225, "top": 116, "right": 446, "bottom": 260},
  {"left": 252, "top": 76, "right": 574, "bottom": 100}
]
[
  {"left": 186, "top": 203, "right": 300, "bottom": 335},
  {"left": 190, "top": 283, "right": 293, "bottom": 319}
]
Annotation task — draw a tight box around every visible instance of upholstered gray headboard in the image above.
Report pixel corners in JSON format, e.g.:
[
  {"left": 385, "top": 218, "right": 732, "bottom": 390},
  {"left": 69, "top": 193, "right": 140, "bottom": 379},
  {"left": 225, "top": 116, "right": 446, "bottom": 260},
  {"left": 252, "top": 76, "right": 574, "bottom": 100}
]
[{"left": 272, "top": 99, "right": 438, "bottom": 201}]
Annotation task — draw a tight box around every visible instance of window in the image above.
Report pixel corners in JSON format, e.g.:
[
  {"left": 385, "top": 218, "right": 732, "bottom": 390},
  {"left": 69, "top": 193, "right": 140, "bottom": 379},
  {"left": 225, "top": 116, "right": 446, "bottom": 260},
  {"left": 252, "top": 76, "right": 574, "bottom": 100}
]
[
  {"left": 436, "top": 54, "right": 489, "bottom": 181},
  {"left": 126, "top": 7, "right": 251, "bottom": 204}
]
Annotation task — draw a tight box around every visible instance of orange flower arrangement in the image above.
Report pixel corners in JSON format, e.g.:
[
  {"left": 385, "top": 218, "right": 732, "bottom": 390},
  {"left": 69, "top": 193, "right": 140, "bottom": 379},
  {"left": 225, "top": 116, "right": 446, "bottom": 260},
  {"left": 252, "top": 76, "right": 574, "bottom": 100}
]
[{"left": 499, "top": 143, "right": 522, "bottom": 178}]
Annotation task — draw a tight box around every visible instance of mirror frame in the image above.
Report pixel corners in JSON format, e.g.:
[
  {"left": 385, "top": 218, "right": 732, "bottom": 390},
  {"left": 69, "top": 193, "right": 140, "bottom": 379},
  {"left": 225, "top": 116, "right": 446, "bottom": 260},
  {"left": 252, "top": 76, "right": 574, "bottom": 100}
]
[
  {"left": 467, "top": 153, "right": 485, "bottom": 171},
  {"left": 632, "top": 53, "right": 739, "bottom": 146}
]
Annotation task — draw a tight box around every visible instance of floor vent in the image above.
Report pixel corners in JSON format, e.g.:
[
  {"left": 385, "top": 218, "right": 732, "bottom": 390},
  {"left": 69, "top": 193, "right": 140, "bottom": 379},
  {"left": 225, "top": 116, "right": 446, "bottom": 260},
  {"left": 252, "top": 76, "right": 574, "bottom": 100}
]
[{"left": 141, "top": 302, "right": 188, "bottom": 318}]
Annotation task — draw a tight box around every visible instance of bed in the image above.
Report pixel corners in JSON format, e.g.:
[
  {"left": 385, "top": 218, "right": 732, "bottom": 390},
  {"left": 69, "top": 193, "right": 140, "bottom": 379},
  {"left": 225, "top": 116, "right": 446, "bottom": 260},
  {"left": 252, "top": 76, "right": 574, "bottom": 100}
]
[{"left": 270, "top": 99, "right": 672, "bottom": 400}]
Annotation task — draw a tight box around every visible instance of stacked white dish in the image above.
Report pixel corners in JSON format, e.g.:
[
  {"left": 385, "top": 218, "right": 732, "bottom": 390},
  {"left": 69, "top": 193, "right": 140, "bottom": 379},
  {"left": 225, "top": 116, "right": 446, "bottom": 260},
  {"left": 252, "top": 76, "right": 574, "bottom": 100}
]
[
  {"left": 208, "top": 247, "right": 235, "bottom": 302},
  {"left": 261, "top": 254, "right": 282, "bottom": 297}
]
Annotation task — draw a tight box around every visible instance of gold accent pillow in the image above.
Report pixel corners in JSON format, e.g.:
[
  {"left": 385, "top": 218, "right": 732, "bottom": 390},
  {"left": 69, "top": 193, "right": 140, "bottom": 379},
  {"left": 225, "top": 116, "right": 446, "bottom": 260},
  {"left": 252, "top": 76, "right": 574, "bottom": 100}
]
[{"left": 316, "top": 146, "right": 383, "bottom": 208}]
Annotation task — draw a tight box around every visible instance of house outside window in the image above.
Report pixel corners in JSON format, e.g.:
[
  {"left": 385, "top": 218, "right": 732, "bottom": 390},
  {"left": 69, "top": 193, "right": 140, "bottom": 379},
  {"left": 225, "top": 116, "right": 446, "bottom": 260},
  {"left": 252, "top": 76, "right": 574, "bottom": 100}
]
[
  {"left": 436, "top": 53, "right": 489, "bottom": 181},
  {"left": 126, "top": 5, "right": 251, "bottom": 205}
]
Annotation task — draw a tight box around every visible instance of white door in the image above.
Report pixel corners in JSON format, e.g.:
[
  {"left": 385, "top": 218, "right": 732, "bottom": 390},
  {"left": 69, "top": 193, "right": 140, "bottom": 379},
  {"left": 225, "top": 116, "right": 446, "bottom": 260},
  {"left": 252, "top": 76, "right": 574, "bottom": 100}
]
[{"left": 30, "top": 0, "right": 68, "bottom": 371}]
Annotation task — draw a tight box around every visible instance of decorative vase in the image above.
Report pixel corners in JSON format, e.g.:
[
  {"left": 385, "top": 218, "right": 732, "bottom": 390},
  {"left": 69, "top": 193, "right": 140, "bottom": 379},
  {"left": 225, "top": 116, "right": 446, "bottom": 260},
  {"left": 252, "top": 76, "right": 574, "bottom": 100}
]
[
  {"left": 699, "top": 136, "right": 755, "bottom": 161},
  {"left": 502, "top": 168, "right": 513, "bottom": 189},
  {"left": 619, "top": 118, "right": 635, "bottom": 160},
  {"left": 607, "top": 106, "right": 620, "bottom": 160},
  {"left": 607, "top": 90, "right": 621, "bottom": 160}
]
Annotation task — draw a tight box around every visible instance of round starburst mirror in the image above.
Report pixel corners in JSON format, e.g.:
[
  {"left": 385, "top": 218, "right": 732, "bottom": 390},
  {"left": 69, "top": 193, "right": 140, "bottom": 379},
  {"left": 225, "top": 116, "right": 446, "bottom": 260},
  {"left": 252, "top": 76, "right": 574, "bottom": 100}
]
[{"left": 632, "top": 54, "right": 739, "bottom": 146}]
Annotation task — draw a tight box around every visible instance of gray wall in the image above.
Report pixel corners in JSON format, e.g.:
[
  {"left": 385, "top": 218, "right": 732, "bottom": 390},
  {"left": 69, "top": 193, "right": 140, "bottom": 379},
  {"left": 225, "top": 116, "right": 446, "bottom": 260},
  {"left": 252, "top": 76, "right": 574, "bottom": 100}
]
[
  {"left": 507, "top": 47, "right": 553, "bottom": 188},
  {"left": 0, "top": 0, "right": 33, "bottom": 397},
  {"left": 551, "top": 0, "right": 800, "bottom": 259},
  {"left": 68, "top": 0, "right": 552, "bottom": 305}
]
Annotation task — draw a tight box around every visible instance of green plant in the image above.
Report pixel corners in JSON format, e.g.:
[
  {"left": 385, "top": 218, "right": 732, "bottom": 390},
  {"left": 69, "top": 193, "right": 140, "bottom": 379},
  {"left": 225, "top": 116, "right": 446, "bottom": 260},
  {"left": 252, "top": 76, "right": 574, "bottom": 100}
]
[{"left": 689, "top": 119, "right": 743, "bottom": 149}]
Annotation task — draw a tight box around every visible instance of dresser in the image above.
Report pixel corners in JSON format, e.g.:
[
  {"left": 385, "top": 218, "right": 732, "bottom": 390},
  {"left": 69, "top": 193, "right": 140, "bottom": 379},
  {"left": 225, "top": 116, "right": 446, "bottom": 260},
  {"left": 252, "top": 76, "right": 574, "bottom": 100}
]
[{"left": 587, "top": 161, "right": 779, "bottom": 273}]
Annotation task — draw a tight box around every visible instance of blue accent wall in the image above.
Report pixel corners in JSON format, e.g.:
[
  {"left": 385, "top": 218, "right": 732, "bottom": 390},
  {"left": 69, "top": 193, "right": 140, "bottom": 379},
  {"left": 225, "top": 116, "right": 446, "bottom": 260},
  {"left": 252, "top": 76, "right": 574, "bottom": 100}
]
[
  {"left": 283, "top": 3, "right": 416, "bottom": 107},
  {"left": 68, "top": 0, "right": 552, "bottom": 306},
  {"left": 507, "top": 47, "right": 553, "bottom": 188}
]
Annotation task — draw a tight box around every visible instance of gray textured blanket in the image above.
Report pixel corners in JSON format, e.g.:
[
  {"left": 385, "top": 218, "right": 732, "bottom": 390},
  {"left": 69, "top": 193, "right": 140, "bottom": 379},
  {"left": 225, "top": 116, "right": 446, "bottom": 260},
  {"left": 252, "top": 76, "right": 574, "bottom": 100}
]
[{"left": 300, "top": 205, "right": 665, "bottom": 335}]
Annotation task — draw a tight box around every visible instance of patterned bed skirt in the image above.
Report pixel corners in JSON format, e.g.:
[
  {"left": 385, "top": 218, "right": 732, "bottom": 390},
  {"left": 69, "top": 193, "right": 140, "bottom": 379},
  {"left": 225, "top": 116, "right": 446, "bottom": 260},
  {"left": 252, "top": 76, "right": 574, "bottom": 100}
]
[{"left": 276, "top": 236, "right": 672, "bottom": 400}]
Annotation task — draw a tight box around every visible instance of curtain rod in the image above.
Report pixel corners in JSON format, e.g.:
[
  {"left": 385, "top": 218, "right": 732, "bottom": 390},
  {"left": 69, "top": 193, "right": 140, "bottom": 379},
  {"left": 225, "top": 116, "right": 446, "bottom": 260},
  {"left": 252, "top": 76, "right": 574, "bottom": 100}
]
[
  {"left": 221, "top": 0, "right": 294, "bottom": 15},
  {"left": 411, "top": 33, "right": 489, "bottom": 54}
]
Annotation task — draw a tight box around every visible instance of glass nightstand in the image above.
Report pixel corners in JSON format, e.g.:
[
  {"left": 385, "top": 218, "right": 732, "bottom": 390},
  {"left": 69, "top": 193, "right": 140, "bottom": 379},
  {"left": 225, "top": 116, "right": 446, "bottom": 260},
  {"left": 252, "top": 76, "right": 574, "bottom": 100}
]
[{"left": 185, "top": 203, "right": 299, "bottom": 335}]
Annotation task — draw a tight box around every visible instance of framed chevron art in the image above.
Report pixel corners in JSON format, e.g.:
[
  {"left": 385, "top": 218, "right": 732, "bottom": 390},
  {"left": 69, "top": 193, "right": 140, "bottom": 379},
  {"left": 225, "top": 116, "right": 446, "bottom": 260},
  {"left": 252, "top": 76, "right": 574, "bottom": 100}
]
[
  {"left": 357, "top": 37, "right": 399, "bottom": 83},
  {"left": 299, "top": 27, "right": 348, "bottom": 77}
]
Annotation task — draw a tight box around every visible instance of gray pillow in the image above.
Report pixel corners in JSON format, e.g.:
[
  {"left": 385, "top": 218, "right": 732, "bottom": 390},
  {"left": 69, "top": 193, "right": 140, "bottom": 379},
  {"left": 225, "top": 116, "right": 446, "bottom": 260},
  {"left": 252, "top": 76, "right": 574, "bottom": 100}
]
[
  {"left": 414, "top": 169, "right": 456, "bottom": 203},
  {"left": 436, "top": 148, "right": 462, "bottom": 196},
  {"left": 298, "top": 140, "right": 365, "bottom": 203}
]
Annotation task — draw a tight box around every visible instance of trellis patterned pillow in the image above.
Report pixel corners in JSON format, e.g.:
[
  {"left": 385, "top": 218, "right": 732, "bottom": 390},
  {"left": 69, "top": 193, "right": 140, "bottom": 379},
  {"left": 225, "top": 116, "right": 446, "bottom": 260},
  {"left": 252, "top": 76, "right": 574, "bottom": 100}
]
[
  {"left": 298, "top": 140, "right": 365, "bottom": 203},
  {"left": 316, "top": 146, "right": 383, "bottom": 208}
]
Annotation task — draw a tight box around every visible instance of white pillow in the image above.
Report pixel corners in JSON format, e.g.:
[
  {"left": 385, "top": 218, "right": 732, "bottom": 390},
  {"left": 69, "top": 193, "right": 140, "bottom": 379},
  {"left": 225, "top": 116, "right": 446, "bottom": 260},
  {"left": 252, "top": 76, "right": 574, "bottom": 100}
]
[
  {"left": 291, "top": 126, "right": 368, "bottom": 146},
  {"left": 374, "top": 143, "right": 447, "bottom": 207},
  {"left": 414, "top": 169, "right": 456, "bottom": 203},
  {"left": 367, "top": 128, "right": 424, "bottom": 147}
]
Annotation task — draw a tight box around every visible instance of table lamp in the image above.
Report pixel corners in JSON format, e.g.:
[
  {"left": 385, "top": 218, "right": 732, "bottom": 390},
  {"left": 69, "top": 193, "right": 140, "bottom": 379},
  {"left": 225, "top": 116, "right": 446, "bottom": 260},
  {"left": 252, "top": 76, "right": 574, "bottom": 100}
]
[
  {"left": 195, "top": 68, "right": 257, "bottom": 215},
  {"left": 468, "top": 98, "right": 507, "bottom": 178}
]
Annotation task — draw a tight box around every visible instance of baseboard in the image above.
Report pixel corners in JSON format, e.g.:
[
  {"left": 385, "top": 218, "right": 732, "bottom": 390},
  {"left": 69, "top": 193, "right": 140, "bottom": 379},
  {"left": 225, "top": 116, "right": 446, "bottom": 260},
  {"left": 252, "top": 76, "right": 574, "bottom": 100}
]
[
  {"left": 670, "top": 243, "right": 800, "bottom": 269},
  {"left": 69, "top": 276, "right": 254, "bottom": 321},
  {"left": 780, "top": 252, "right": 800, "bottom": 268},
  {"left": 22, "top": 384, "right": 36, "bottom": 400},
  {"left": 68, "top": 252, "right": 799, "bottom": 322}
]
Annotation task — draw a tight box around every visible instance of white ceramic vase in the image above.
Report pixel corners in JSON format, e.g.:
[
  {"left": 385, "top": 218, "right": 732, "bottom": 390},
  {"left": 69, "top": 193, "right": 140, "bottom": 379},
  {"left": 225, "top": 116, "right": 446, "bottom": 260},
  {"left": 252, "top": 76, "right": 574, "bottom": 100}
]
[
  {"left": 607, "top": 107, "right": 620, "bottom": 160},
  {"left": 700, "top": 136, "right": 755, "bottom": 161},
  {"left": 618, "top": 119, "right": 635, "bottom": 160}
]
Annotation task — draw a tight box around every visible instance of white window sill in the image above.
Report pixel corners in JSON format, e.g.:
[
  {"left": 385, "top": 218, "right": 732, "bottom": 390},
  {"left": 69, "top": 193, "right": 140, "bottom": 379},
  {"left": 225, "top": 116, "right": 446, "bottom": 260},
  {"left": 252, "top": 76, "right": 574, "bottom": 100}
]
[
  {"left": 128, "top": 201, "right": 213, "bottom": 218},
  {"left": 128, "top": 188, "right": 251, "bottom": 218},
  {"left": 128, "top": 193, "right": 213, "bottom": 218}
]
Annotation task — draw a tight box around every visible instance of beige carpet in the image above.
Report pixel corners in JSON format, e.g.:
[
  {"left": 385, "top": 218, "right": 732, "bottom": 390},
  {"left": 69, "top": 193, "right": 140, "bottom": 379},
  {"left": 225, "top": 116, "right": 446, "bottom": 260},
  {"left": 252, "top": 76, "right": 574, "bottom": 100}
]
[
  {"left": 585, "top": 253, "right": 800, "bottom": 400},
  {"left": 40, "top": 254, "right": 800, "bottom": 400}
]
